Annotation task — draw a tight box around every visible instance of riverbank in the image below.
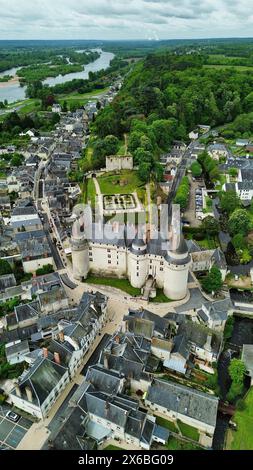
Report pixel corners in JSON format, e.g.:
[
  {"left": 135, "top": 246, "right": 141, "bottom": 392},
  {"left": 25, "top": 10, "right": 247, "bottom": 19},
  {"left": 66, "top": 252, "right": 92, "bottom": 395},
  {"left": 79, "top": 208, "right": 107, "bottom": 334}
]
[{"left": 0, "top": 76, "right": 19, "bottom": 88}]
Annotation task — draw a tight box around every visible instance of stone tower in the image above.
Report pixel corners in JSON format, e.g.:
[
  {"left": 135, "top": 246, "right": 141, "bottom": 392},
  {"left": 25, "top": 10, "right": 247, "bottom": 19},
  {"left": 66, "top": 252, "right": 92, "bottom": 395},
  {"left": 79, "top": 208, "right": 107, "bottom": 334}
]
[
  {"left": 71, "top": 218, "right": 89, "bottom": 281},
  {"left": 163, "top": 236, "right": 191, "bottom": 300},
  {"left": 128, "top": 233, "right": 149, "bottom": 289}
]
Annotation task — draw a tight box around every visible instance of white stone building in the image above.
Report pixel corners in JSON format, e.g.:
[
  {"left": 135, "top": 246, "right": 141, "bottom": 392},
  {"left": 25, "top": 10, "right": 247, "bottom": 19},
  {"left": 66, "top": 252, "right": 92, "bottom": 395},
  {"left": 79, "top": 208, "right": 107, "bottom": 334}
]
[
  {"left": 145, "top": 378, "right": 218, "bottom": 447},
  {"left": 105, "top": 155, "right": 133, "bottom": 172},
  {"left": 71, "top": 216, "right": 191, "bottom": 301}
]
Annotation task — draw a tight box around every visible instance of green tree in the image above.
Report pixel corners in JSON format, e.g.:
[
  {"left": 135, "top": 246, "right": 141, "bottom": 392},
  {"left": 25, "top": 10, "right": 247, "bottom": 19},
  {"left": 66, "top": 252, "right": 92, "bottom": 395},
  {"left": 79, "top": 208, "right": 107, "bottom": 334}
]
[
  {"left": 201, "top": 216, "right": 220, "bottom": 235},
  {"left": 191, "top": 161, "right": 202, "bottom": 178},
  {"left": 228, "top": 209, "right": 251, "bottom": 236},
  {"left": 36, "top": 264, "right": 54, "bottom": 276},
  {"left": 62, "top": 100, "right": 68, "bottom": 113},
  {"left": 229, "top": 167, "right": 238, "bottom": 178},
  {"left": 232, "top": 233, "right": 246, "bottom": 251},
  {"left": 220, "top": 190, "right": 240, "bottom": 215},
  {"left": 0, "top": 259, "right": 13, "bottom": 276},
  {"left": 201, "top": 266, "right": 223, "bottom": 293},
  {"left": 228, "top": 359, "right": 246, "bottom": 384}
]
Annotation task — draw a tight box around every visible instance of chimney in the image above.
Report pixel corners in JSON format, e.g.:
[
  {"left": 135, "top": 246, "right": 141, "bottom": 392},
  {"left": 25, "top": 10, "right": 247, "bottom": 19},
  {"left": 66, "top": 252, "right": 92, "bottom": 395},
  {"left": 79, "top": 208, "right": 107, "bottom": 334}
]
[
  {"left": 205, "top": 334, "right": 212, "bottom": 352},
  {"left": 54, "top": 352, "right": 61, "bottom": 364},
  {"left": 115, "top": 335, "right": 120, "bottom": 344},
  {"left": 43, "top": 347, "right": 48, "bottom": 359},
  {"left": 25, "top": 386, "right": 33, "bottom": 402},
  {"left": 59, "top": 331, "right": 64, "bottom": 342},
  {"left": 104, "top": 352, "right": 109, "bottom": 369},
  {"left": 15, "top": 383, "right": 21, "bottom": 398}
]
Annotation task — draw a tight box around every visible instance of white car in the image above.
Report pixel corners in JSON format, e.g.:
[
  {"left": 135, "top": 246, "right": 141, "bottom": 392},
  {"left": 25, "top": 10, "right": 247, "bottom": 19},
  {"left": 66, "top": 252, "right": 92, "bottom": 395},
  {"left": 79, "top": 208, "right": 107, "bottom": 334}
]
[{"left": 6, "top": 411, "right": 20, "bottom": 423}]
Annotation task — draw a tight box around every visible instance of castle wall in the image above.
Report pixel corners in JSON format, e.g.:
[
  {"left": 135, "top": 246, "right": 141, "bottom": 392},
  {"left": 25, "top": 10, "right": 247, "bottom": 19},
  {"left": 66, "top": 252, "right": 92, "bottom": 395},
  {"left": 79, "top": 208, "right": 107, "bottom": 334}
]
[
  {"left": 106, "top": 155, "right": 133, "bottom": 172},
  {"left": 89, "top": 243, "right": 127, "bottom": 278}
]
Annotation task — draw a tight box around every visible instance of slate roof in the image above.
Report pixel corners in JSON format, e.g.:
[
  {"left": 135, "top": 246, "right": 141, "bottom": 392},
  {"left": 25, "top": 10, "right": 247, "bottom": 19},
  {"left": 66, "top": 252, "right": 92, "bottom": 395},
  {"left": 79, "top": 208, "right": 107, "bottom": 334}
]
[
  {"left": 85, "top": 365, "right": 124, "bottom": 395},
  {"left": 238, "top": 181, "right": 253, "bottom": 190},
  {"left": 14, "top": 301, "right": 40, "bottom": 323},
  {"left": 5, "top": 340, "right": 30, "bottom": 360},
  {"left": 146, "top": 378, "right": 218, "bottom": 427},
  {"left": 0, "top": 274, "right": 16, "bottom": 292},
  {"left": 14, "top": 356, "right": 68, "bottom": 405},
  {"left": 178, "top": 321, "right": 222, "bottom": 354},
  {"left": 172, "top": 334, "right": 191, "bottom": 359}
]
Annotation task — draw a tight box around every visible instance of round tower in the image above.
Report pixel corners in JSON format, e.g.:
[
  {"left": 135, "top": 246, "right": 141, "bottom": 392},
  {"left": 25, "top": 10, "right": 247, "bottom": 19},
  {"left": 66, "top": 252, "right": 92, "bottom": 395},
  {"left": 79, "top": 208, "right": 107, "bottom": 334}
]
[
  {"left": 71, "top": 219, "right": 89, "bottom": 281},
  {"left": 163, "top": 235, "right": 191, "bottom": 300},
  {"left": 128, "top": 233, "right": 148, "bottom": 289}
]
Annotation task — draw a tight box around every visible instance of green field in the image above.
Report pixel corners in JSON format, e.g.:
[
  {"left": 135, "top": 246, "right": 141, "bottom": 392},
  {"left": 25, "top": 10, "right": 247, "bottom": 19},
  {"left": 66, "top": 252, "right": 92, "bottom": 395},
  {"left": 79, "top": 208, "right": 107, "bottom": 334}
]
[
  {"left": 197, "top": 237, "right": 218, "bottom": 250},
  {"left": 177, "top": 420, "right": 200, "bottom": 441},
  {"left": 150, "top": 289, "right": 172, "bottom": 303},
  {"left": 58, "top": 87, "right": 109, "bottom": 108},
  {"left": 166, "top": 437, "right": 202, "bottom": 451},
  {"left": 227, "top": 389, "right": 253, "bottom": 450},
  {"left": 98, "top": 170, "right": 145, "bottom": 196},
  {"left": 155, "top": 416, "right": 178, "bottom": 433},
  {"left": 83, "top": 275, "right": 141, "bottom": 296}
]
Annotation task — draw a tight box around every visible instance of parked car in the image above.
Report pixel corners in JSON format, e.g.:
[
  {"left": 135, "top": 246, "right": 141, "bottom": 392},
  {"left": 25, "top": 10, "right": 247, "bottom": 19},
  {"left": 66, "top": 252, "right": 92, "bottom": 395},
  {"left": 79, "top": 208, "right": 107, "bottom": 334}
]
[{"left": 6, "top": 411, "right": 20, "bottom": 423}]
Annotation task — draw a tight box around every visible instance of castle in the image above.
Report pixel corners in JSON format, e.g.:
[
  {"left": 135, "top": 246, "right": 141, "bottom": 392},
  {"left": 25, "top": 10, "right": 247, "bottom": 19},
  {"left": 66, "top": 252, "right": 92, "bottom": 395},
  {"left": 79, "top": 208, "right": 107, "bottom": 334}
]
[{"left": 71, "top": 204, "right": 191, "bottom": 301}]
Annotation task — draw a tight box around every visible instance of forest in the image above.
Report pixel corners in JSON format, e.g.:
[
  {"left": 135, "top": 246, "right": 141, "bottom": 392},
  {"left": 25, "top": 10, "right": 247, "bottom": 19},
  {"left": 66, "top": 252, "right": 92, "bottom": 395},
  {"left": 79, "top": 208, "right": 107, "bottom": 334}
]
[{"left": 83, "top": 50, "right": 253, "bottom": 181}]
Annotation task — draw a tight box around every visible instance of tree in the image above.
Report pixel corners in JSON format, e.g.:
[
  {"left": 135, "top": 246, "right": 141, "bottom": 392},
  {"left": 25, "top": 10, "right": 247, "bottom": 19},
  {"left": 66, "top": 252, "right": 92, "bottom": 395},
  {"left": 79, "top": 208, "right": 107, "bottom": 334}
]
[
  {"left": 103, "top": 135, "right": 120, "bottom": 155},
  {"left": 220, "top": 190, "right": 240, "bottom": 215},
  {"left": 138, "top": 161, "right": 151, "bottom": 182},
  {"left": 0, "top": 259, "right": 12, "bottom": 276},
  {"left": 227, "top": 381, "right": 244, "bottom": 403},
  {"left": 174, "top": 177, "right": 190, "bottom": 210},
  {"left": 229, "top": 167, "right": 238, "bottom": 178},
  {"left": 201, "top": 266, "right": 222, "bottom": 293},
  {"left": 36, "top": 264, "right": 54, "bottom": 276},
  {"left": 11, "top": 154, "right": 23, "bottom": 167},
  {"left": 150, "top": 119, "right": 176, "bottom": 150},
  {"left": 232, "top": 233, "right": 246, "bottom": 251},
  {"left": 62, "top": 100, "right": 68, "bottom": 113},
  {"left": 191, "top": 161, "right": 202, "bottom": 178},
  {"left": 224, "top": 316, "right": 234, "bottom": 341},
  {"left": 228, "top": 209, "right": 251, "bottom": 236},
  {"left": 228, "top": 359, "right": 246, "bottom": 384},
  {"left": 201, "top": 216, "right": 220, "bottom": 235}
]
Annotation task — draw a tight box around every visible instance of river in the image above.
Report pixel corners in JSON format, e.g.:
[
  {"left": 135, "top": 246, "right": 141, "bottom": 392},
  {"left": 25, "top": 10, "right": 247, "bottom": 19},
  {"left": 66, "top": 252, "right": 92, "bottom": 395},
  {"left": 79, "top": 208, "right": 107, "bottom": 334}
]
[{"left": 0, "top": 49, "right": 114, "bottom": 104}]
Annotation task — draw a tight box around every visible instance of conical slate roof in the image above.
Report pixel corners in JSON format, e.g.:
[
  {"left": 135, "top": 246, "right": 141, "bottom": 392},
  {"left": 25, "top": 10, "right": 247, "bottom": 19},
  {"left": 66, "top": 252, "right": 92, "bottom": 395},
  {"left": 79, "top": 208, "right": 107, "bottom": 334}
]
[{"left": 174, "top": 235, "right": 188, "bottom": 255}]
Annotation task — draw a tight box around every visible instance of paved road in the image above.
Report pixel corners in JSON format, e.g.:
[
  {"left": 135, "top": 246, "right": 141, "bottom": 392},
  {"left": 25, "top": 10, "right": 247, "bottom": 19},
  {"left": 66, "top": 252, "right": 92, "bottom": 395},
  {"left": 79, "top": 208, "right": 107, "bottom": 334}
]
[
  {"left": 80, "top": 333, "right": 111, "bottom": 375},
  {"left": 42, "top": 213, "right": 64, "bottom": 270},
  {"left": 167, "top": 142, "right": 196, "bottom": 218},
  {"left": 60, "top": 273, "right": 77, "bottom": 289}
]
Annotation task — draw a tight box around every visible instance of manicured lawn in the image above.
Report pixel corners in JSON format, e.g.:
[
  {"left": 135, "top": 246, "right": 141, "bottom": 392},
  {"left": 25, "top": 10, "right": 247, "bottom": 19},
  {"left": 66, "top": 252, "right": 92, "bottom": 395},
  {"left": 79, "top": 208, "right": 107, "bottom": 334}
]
[
  {"left": 166, "top": 437, "right": 202, "bottom": 451},
  {"left": 155, "top": 416, "right": 178, "bottom": 433},
  {"left": 83, "top": 275, "right": 141, "bottom": 296},
  {"left": 227, "top": 389, "right": 253, "bottom": 450},
  {"left": 197, "top": 237, "right": 218, "bottom": 250},
  {"left": 150, "top": 289, "right": 172, "bottom": 303},
  {"left": 98, "top": 170, "right": 144, "bottom": 196},
  {"left": 86, "top": 178, "right": 96, "bottom": 206},
  {"left": 104, "top": 445, "right": 124, "bottom": 450},
  {"left": 177, "top": 420, "right": 199, "bottom": 442}
]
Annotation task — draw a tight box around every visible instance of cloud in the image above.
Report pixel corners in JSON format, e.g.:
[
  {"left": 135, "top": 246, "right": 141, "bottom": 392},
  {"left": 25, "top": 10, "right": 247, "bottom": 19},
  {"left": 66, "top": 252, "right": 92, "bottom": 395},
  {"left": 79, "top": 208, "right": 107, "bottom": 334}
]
[{"left": 0, "top": 0, "right": 252, "bottom": 39}]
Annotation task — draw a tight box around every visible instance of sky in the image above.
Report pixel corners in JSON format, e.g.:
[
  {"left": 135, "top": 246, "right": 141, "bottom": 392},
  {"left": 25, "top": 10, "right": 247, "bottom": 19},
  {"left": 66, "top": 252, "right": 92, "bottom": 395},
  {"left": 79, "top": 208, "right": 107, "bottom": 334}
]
[{"left": 1, "top": 0, "right": 253, "bottom": 40}]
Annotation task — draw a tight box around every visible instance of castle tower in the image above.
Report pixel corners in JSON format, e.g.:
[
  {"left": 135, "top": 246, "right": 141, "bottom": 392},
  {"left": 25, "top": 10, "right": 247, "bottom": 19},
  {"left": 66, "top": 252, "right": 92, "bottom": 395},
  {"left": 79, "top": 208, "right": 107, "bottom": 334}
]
[
  {"left": 71, "top": 218, "right": 89, "bottom": 281},
  {"left": 128, "top": 233, "right": 148, "bottom": 289},
  {"left": 163, "top": 235, "right": 191, "bottom": 300}
]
